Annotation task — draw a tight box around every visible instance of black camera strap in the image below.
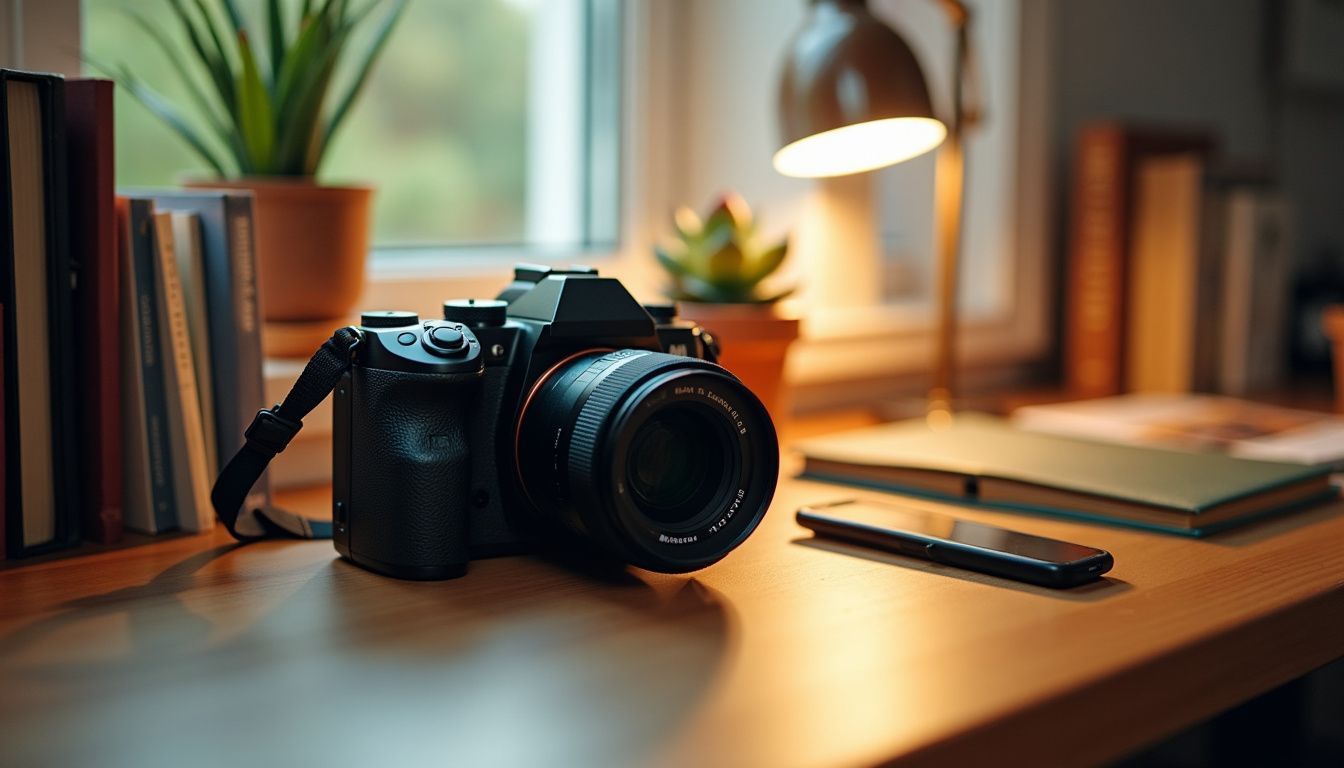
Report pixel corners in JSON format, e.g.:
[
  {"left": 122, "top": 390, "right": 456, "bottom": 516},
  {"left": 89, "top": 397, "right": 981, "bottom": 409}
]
[{"left": 211, "top": 327, "right": 362, "bottom": 542}]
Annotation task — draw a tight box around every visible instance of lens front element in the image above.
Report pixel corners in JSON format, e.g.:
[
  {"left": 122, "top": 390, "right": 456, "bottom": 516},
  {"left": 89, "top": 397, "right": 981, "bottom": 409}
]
[
  {"left": 516, "top": 350, "right": 779, "bottom": 573},
  {"left": 627, "top": 405, "right": 730, "bottom": 526}
]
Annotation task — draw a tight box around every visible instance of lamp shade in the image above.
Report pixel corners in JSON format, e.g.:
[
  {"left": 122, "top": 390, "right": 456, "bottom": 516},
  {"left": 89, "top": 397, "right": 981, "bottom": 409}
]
[{"left": 775, "top": 0, "right": 946, "bottom": 178}]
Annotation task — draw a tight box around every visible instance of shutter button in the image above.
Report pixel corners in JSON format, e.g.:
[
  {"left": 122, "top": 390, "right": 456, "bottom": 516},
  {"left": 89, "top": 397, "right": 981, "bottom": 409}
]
[{"left": 423, "top": 325, "right": 467, "bottom": 354}]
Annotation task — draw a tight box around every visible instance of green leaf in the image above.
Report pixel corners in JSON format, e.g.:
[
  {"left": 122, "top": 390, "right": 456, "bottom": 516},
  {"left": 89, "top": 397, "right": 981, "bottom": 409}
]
[
  {"left": 320, "top": 0, "right": 407, "bottom": 162},
  {"left": 275, "top": 4, "right": 364, "bottom": 174},
  {"left": 673, "top": 275, "right": 752, "bottom": 304},
  {"left": 654, "top": 245, "right": 689, "bottom": 277},
  {"left": 705, "top": 241, "right": 747, "bottom": 287},
  {"left": 220, "top": 0, "right": 246, "bottom": 35},
  {"left": 275, "top": 5, "right": 330, "bottom": 114},
  {"left": 686, "top": 223, "right": 733, "bottom": 278},
  {"left": 118, "top": 8, "right": 231, "bottom": 143},
  {"left": 744, "top": 239, "right": 788, "bottom": 284},
  {"left": 673, "top": 206, "right": 702, "bottom": 241},
  {"left": 109, "top": 64, "right": 228, "bottom": 176},
  {"left": 167, "top": 0, "right": 236, "bottom": 119},
  {"left": 235, "top": 32, "right": 276, "bottom": 172},
  {"left": 267, "top": 0, "right": 286, "bottom": 82},
  {"left": 275, "top": 42, "right": 341, "bottom": 173}
]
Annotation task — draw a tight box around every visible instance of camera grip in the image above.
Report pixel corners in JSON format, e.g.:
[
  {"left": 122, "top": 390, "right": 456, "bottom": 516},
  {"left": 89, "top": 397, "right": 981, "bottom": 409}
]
[{"left": 347, "top": 366, "right": 478, "bottom": 578}]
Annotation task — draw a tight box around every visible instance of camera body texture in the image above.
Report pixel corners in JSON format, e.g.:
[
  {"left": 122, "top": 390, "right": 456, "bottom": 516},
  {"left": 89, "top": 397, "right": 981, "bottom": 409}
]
[{"left": 332, "top": 265, "right": 779, "bottom": 580}]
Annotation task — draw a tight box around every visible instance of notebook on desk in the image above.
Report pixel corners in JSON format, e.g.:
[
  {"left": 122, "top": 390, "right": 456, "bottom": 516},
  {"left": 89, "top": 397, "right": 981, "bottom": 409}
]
[{"left": 796, "top": 414, "right": 1337, "bottom": 536}]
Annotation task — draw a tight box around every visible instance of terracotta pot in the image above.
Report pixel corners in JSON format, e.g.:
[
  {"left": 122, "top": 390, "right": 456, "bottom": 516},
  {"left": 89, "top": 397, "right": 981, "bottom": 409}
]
[
  {"left": 187, "top": 178, "right": 372, "bottom": 323},
  {"left": 678, "top": 302, "right": 802, "bottom": 422},
  {"left": 1325, "top": 306, "right": 1344, "bottom": 413}
]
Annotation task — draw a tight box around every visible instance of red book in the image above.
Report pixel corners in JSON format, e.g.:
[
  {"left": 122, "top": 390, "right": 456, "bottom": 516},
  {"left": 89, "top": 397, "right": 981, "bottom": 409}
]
[{"left": 66, "top": 79, "right": 122, "bottom": 543}]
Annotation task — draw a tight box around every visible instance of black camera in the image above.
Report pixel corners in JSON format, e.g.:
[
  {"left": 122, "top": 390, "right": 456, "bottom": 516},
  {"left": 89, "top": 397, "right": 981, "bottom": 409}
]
[{"left": 331, "top": 265, "right": 780, "bottom": 580}]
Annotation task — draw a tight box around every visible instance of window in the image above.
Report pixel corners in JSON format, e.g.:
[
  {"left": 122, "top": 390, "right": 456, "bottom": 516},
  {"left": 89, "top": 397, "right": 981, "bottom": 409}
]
[{"left": 82, "top": 0, "right": 621, "bottom": 255}]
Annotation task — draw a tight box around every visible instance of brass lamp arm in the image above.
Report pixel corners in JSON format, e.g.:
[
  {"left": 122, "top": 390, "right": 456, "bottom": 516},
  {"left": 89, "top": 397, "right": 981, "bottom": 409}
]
[{"left": 931, "top": 0, "right": 983, "bottom": 135}]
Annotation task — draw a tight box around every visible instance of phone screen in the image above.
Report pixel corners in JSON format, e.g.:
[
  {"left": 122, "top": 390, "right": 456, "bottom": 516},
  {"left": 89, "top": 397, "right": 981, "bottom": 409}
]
[{"left": 817, "top": 501, "right": 1104, "bottom": 564}]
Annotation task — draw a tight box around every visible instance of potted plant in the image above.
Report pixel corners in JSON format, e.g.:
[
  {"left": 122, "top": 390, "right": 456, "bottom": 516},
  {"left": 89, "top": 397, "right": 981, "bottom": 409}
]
[
  {"left": 656, "top": 194, "right": 801, "bottom": 419},
  {"left": 103, "top": 0, "right": 406, "bottom": 349}
]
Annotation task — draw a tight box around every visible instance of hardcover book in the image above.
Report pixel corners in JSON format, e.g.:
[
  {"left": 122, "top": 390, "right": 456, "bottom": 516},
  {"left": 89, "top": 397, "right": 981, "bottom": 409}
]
[
  {"left": 797, "top": 415, "right": 1337, "bottom": 537},
  {"left": 170, "top": 211, "right": 218, "bottom": 477},
  {"left": 118, "top": 197, "right": 176, "bottom": 534},
  {"left": 152, "top": 212, "right": 215, "bottom": 532},
  {"left": 1, "top": 69, "right": 82, "bottom": 557},
  {"left": 66, "top": 77, "right": 122, "bottom": 543},
  {"left": 1125, "top": 153, "right": 1224, "bottom": 393}
]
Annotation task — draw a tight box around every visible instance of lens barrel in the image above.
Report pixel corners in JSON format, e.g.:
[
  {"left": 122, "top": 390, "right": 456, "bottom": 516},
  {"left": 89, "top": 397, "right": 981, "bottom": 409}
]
[{"left": 516, "top": 350, "right": 778, "bottom": 572}]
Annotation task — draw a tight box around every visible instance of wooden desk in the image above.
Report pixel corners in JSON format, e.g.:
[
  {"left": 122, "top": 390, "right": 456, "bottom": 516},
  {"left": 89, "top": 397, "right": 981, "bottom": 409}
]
[{"left": 2, "top": 472, "right": 1342, "bottom": 767}]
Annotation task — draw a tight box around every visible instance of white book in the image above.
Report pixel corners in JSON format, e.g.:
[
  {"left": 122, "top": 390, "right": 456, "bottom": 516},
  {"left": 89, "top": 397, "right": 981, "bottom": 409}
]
[
  {"left": 152, "top": 213, "right": 215, "bottom": 532},
  {"left": 170, "top": 211, "right": 219, "bottom": 477},
  {"left": 1219, "top": 190, "right": 1291, "bottom": 396}
]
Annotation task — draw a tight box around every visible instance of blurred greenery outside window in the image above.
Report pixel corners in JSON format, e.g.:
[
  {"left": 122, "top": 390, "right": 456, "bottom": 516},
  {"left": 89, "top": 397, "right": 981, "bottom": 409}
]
[{"left": 83, "top": 0, "right": 622, "bottom": 258}]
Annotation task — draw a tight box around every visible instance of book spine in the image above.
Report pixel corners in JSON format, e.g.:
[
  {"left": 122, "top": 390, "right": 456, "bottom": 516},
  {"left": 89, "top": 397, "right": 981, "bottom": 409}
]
[
  {"left": 1064, "top": 126, "right": 1128, "bottom": 398},
  {"left": 224, "top": 196, "right": 269, "bottom": 513},
  {"left": 44, "top": 77, "right": 81, "bottom": 551},
  {"left": 1126, "top": 155, "right": 1203, "bottom": 393},
  {"left": 117, "top": 199, "right": 152, "bottom": 533},
  {"left": 132, "top": 209, "right": 177, "bottom": 532},
  {"left": 66, "top": 79, "right": 121, "bottom": 543},
  {"left": 153, "top": 214, "right": 214, "bottom": 532},
  {"left": 173, "top": 214, "right": 218, "bottom": 478}
]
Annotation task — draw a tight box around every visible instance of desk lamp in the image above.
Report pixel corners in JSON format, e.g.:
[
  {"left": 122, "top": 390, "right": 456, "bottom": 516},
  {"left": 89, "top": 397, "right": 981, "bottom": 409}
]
[{"left": 775, "top": 0, "right": 979, "bottom": 423}]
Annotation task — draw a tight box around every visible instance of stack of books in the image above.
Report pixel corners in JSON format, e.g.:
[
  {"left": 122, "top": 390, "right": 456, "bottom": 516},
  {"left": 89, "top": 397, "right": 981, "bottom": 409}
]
[
  {"left": 1, "top": 69, "right": 267, "bottom": 559},
  {"left": 1064, "top": 122, "right": 1292, "bottom": 398}
]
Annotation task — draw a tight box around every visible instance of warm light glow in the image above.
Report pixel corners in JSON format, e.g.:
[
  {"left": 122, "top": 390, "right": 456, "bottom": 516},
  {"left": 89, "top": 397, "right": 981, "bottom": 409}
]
[{"left": 773, "top": 117, "right": 947, "bottom": 178}]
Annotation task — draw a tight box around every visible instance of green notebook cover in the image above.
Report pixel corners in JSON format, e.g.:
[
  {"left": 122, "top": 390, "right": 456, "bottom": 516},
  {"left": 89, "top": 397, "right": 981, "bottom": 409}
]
[{"left": 797, "top": 414, "right": 1337, "bottom": 536}]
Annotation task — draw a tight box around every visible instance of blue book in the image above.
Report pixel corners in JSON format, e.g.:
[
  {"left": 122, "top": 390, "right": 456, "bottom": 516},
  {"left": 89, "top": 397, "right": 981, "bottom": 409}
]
[{"left": 149, "top": 191, "right": 269, "bottom": 516}]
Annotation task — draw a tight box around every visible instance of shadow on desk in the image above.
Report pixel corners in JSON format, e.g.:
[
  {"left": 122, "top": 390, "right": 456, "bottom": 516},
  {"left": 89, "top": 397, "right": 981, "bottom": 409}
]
[
  {"left": 0, "top": 542, "right": 738, "bottom": 767},
  {"left": 792, "top": 536, "right": 1134, "bottom": 601}
]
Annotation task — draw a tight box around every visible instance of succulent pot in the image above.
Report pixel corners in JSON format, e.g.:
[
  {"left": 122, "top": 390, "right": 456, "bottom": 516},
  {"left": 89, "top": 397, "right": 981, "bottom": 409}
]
[
  {"left": 678, "top": 302, "right": 802, "bottom": 422},
  {"left": 187, "top": 177, "right": 372, "bottom": 324},
  {"left": 1325, "top": 306, "right": 1344, "bottom": 412}
]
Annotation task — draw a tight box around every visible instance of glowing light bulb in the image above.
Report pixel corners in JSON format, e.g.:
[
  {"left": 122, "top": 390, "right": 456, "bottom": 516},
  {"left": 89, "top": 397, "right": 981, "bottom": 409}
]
[{"left": 772, "top": 117, "right": 947, "bottom": 178}]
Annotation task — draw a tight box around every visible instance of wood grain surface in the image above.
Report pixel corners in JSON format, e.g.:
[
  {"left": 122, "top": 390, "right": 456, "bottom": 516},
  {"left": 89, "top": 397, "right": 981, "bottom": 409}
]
[{"left": 2, "top": 467, "right": 1342, "bottom": 767}]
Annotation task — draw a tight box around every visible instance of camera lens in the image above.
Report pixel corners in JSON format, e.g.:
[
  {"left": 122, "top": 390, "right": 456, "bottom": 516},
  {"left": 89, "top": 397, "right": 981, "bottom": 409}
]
[
  {"left": 626, "top": 406, "right": 728, "bottom": 525},
  {"left": 515, "top": 350, "right": 778, "bottom": 573}
]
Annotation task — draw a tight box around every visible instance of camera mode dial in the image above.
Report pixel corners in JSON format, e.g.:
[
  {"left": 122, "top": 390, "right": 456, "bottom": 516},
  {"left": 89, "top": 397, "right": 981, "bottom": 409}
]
[
  {"left": 442, "top": 298, "right": 507, "bottom": 327},
  {"left": 361, "top": 310, "right": 419, "bottom": 328}
]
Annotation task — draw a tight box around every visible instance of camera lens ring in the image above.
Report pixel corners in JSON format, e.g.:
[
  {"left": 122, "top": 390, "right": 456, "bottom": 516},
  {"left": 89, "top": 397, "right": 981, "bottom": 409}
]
[{"left": 515, "top": 350, "right": 778, "bottom": 573}]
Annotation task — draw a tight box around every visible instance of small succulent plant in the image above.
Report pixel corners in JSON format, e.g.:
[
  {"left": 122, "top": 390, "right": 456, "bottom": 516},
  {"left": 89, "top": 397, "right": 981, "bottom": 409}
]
[{"left": 655, "top": 194, "right": 792, "bottom": 304}]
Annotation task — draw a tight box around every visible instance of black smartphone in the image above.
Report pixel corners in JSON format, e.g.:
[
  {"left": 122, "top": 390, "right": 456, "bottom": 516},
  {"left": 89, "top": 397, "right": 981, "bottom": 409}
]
[{"left": 797, "top": 500, "right": 1114, "bottom": 588}]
